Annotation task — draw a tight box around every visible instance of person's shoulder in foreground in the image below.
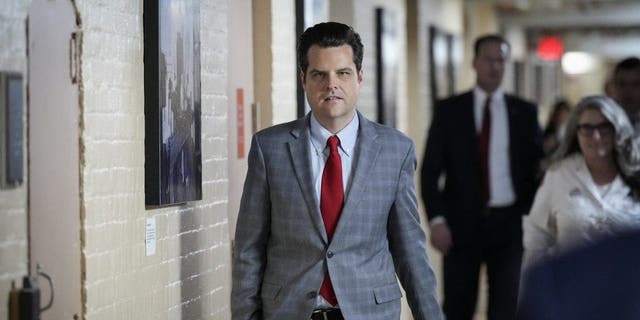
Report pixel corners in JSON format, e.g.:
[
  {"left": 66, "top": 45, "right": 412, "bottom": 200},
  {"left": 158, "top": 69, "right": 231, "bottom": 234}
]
[{"left": 517, "top": 229, "right": 640, "bottom": 320}]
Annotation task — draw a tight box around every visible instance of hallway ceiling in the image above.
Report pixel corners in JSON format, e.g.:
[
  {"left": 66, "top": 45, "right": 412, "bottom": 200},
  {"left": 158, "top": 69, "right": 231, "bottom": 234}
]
[
  {"left": 467, "top": 0, "right": 640, "bottom": 60},
  {"left": 468, "top": 0, "right": 636, "bottom": 12}
]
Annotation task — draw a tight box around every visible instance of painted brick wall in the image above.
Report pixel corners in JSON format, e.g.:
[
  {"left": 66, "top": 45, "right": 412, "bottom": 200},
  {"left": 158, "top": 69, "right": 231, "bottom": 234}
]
[
  {"left": 0, "top": 2, "right": 30, "bottom": 320},
  {"left": 77, "top": 0, "right": 231, "bottom": 319}
]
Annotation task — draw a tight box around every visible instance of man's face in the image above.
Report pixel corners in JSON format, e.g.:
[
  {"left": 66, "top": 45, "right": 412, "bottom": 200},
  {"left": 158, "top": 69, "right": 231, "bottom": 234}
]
[
  {"left": 613, "top": 68, "right": 640, "bottom": 117},
  {"left": 301, "top": 44, "right": 363, "bottom": 130},
  {"left": 473, "top": 41, "right": 508, "bottom": 93}
]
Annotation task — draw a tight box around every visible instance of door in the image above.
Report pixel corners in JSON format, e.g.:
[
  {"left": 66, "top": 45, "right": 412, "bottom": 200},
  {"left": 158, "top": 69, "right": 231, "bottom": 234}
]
[{"left": 27, "top": 0, "right": 82, "bottom": 319}]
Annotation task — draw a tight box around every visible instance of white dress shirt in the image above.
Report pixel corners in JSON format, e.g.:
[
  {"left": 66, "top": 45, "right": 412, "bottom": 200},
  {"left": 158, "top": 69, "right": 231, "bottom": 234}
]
[
  {"left": 308, "top": 111, "right": 359, "bottom": 308},
  {"left": 474, "top": 87, "right": 516, "bottom": 207}
]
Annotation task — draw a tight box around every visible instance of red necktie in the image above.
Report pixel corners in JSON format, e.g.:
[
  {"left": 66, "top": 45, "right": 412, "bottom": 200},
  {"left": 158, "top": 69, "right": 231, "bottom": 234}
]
[
  {"left": 479, "top": 95, "right": 491, "bottom": 206},
  {"left": 319, "top": 135, "right": 343, "bottom": 306}
]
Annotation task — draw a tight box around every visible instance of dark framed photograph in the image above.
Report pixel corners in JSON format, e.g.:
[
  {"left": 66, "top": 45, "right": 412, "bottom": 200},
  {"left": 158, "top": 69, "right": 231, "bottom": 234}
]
[
  {"left": 1, "top": 72, "right": 24, "bottom": 188},
  {"left": 376, "top": 7, "right": 398, "bottom": 127},
  {"left": 295, "top": 0, "right": 328, "bottom": 118},
  {"left": 428, "top": 25, "right": 456, "bottom": 108},
  {"left": 144, "top": 0, "right": 202, "bottom": 206}
]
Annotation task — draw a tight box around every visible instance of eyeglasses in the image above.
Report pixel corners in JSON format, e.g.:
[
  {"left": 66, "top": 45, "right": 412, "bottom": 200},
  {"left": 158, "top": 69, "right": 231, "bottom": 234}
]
[{"left": 576, "top": 122, "right": 614, "bottom": 137}]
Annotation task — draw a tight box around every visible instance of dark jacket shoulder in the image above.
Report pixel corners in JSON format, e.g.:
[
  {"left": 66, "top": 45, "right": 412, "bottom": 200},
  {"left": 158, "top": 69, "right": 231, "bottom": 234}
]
[{"left": 434, "top": 91, "right": 473, "bottom": 111}]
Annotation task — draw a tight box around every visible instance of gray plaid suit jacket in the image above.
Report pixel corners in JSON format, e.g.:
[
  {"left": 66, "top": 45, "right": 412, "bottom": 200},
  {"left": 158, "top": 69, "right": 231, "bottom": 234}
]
[{"left": 231, "top": 112, "right": 443, "bottom": 320}]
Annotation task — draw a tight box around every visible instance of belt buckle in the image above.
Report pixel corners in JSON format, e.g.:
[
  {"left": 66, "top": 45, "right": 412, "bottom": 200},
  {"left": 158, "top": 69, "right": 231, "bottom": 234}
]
[{"left": 312, "top": 309, "right": 334, "bottom": 320}]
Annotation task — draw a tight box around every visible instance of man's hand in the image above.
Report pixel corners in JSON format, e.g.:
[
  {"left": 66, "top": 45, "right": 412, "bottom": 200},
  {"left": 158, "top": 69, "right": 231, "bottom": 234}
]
[{"left": 429, "top": 222, "right": 453, "bottom": 254}]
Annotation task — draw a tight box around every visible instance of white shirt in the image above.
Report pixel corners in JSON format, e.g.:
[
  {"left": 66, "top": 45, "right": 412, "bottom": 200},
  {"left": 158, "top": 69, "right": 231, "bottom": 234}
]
[
  {"left": 308, "top": 112, "right": 359, "bottom": 308},
  {"left": 309, "top": 113, "right": 358, "bottom": 201},
  {"left": 474, "top": 87, "right": 516, "bottom": 207}
]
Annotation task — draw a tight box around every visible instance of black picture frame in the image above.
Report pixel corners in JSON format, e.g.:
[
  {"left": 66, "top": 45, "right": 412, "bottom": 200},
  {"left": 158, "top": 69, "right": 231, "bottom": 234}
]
[
  {"left": 144, "top": 0, "right": 202, "bottom": 206},
  {"left": 1, "top": 73, "right": 24, "bottom": 188},
  {"left": 376, "top": 7, "right": 398, "bottom": 127},
  {"left": 296, "top": 0, "right": 328, "bottom": 118},
  {"left": 428, "top": 25, "right": 455, "bottom": 108}
]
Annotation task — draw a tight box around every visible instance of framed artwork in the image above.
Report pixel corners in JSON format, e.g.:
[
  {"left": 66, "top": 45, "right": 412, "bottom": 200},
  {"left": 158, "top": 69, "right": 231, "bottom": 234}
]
[
  {"left": 376, "top": 7, "right": 398, "bottom": 127},
  {"left": 428, "top": 25, "right": 456, "bottom": 108},
  {"left": 144, "top": 0, "right": 202, "bottom": 206},
  {"left": 0, "top": 72, "right": 24, "bottom": 188},
  {"left": 295, "top": 0, "right": 329, "bottom": 118}
]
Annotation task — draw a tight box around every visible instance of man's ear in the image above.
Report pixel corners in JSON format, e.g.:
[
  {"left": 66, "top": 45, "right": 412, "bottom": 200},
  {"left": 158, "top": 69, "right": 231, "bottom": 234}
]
[
  {"left": 300, "top": 71, "right": 306, "bottom": 86},
  {"left": 358, "top": 70, "right": 364, "bottom": 86}
]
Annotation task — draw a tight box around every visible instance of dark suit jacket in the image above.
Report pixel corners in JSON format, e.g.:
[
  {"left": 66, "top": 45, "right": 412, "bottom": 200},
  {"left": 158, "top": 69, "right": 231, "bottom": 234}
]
[
  {"left": 517, "top": 230, "right": 640, "bottom": 320},
  {"left": 420, "top": 90, "right": 542, "bottom": 245}
]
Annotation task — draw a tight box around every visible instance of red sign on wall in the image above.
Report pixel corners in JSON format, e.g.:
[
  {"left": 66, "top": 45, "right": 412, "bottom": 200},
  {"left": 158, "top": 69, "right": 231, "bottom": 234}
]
[{"left": 236, "top": 88, "right": 245, "bottom": 158}]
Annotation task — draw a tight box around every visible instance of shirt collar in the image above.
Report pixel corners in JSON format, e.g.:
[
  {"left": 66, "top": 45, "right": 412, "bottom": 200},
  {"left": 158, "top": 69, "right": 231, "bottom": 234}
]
[
  {"left": 309, "top": 112, "right": 359, "bottom": 158},
  {"left": 474, "top": 87, "right": 504, "bottom": 104}
]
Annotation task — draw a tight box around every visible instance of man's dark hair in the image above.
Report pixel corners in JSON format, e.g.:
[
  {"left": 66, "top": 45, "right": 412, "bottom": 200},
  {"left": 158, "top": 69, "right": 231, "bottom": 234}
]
[
  {"left": 473, "top": 34, "right": 510, "bottom": 58},
  {"left": 613, "top": 57, "right": 640, "bottom": 79},
  {"left": 297, "top": 22, "right": 364, "bottom": 74}
]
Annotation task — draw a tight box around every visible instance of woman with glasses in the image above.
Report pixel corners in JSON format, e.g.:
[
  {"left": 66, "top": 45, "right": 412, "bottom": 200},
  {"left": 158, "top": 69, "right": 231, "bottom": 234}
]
[{"left": 521, "top": 95, "right": 640, "bottom": 271}]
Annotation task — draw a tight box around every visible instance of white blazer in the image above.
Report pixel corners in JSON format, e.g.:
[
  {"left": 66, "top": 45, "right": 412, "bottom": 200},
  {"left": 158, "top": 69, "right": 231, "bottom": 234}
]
[{"left": 522, "top": 154, "right": 640, "bottom": 270}]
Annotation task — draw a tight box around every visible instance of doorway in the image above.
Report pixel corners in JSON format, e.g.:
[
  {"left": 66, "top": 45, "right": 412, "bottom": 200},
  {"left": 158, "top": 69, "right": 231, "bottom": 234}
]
[{"left": 27, "top": 0, "right": 82, "bottom": 318}]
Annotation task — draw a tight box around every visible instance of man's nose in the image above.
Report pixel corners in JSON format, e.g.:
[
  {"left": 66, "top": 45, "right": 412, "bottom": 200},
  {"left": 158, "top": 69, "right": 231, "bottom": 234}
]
[{"left": 325, "top": 74, "right": 338, "bottom": 89}]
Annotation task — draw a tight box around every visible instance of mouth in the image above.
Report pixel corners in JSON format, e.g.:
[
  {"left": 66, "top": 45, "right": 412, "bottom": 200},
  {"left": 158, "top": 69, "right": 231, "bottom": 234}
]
[{"left": 323, "top": 95, "right": 343, "bottom": 102}]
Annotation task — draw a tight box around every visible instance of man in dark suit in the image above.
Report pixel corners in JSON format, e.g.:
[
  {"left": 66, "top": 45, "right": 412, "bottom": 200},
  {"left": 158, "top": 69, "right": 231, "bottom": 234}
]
[
  {"left": 610, "top": 56, "right": 640, "bottom": 131},
  {"left": 232, "top": 22, "right": 442, "bottom": 320},
  {"left": 517, "top": 230, "right": 640, "bottom": 320},
  {"left": 421, "top": 34, "right": 543, "bottom": 320}
]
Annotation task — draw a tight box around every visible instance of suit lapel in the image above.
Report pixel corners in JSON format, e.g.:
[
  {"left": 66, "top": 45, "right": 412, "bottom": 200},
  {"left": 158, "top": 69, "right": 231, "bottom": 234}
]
[
  {"left": 334, "top": 113, "right": 381, "bottom": 237},
  {"left": 463, "top": 92, "right": 478, "bottom": 144},
  {"left": 505, "top": 94, "right": 517, "bottom": 158},
  {"left": 506, "top": 94, "right": 527, "bottom": 186},
  {"left": 459, "top": 92, "right": 481, "bottom": 167},
  {"left": 287, "top": 116, "right": 328, "bottom": 242}
]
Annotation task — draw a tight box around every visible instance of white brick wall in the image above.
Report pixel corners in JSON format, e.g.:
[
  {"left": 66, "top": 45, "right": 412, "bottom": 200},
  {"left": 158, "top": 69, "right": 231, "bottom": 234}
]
[
  {"left": 0, "top": 1, "right": 464, "bottom": 319},
  {"left": 0, "top": 1, "right": 30, "bottom": 319},
  {"left": 77, "top": 0, "right": 231, "bottom": 319}
]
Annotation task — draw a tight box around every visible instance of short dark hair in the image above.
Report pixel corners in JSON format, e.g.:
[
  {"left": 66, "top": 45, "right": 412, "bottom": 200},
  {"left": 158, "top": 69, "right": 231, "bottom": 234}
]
[
  {"left": 297, "top": 22, "right": 364, "bottom": 74},
  {"left": 473, "top": 34, "right": 510, "bottom": 58},
  {"left": 613, "top": 57, "right": 640, "bottom": 79}
]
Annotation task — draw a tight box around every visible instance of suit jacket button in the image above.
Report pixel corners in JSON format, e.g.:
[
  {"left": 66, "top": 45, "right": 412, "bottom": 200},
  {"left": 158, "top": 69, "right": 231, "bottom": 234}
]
[
  {"left": 307, "top": 291, "right": 317, "bottom": 299},
  {"left": 327, "top": 251, "right": 334, "bottom": 258}
]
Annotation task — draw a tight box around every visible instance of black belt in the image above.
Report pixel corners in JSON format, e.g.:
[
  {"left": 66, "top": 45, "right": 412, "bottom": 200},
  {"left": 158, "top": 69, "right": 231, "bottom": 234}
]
[{"left": 310, "top": 308, "right": 344, "bottom": 320}]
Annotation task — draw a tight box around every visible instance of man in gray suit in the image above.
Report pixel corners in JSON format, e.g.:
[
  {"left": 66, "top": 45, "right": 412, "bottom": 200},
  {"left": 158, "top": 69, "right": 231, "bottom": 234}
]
[{"left": 231, "top": 22, "right": 443, "bottom": 320}]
